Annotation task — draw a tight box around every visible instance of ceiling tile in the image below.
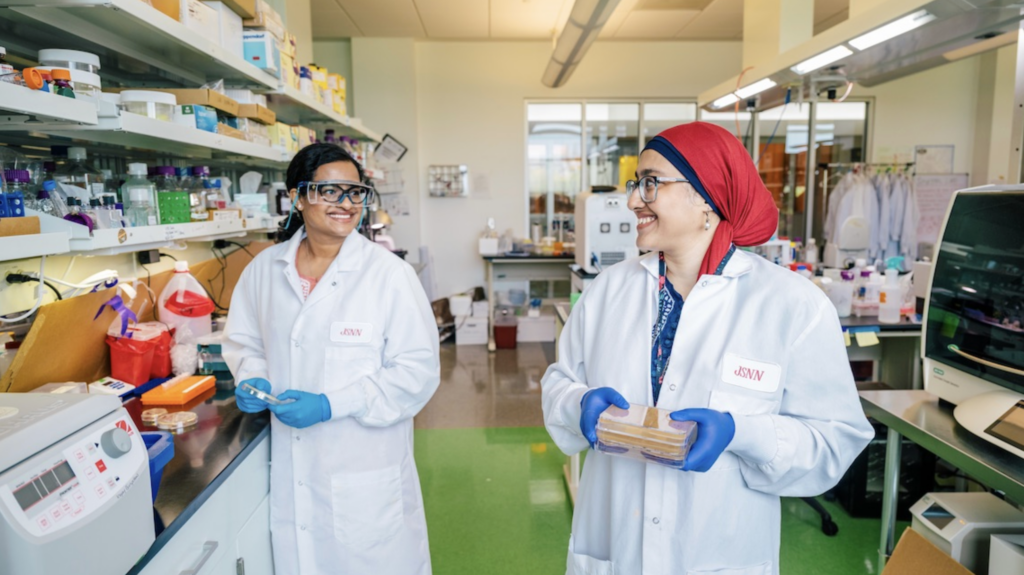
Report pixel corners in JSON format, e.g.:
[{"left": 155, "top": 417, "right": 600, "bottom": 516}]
[
  {"left": 311, "top": 7, "right": 363, "bottom": 38},
  {"left": 675, "top": 0, "right": 741, "bottom": 38},
  {"left": 614, "top": 9, "right": 700, "bottom": 38},
  {"left": 490, "top": 0, "right": 568, "bottom": 39},
  {"left": 599, "top": 0, "right": 640, "bottom": 38},
  {"left": 336, "top": 0, "right": 427, "bottom": 37},
  {"left": 415, "top": 0, "right": 489, "bottom": 38},
  {"left": 311, "top": 0, "right": 339, "bottom": 11}
]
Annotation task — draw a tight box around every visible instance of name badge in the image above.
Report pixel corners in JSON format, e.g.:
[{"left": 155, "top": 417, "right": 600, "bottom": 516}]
[
  {"left": 721, "top": 352, "right": 781, "bottom": 393},
  {"left": 330, "top": 322, "right": 373, "bottom": 344}
]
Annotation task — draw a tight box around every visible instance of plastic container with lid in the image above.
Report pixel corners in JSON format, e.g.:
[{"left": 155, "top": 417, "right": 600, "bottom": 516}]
[
  {"left": 119, "top": 90, "right": 176, "bottom": 122},
  {"left": 36, "top": 63, "right": 101, "bottom": 100},
  {"left": 494, "top": 310, "right": 517, "bottom": 350},
  {"left": 55, "top": 146, "right": 104, "bottom": 195},
  {"left": 37, "top": 49, "right": 100, "bottom": 75},
  {"left": 0, "top": 67, "right": 44, "bottom": 90},
  {"left": 155, "top": 411, "right": 198, "bottom": 432},
  {"left": 49, "top": 68, "right": 75, "bottom": 98},
  {"left": 596, "top": 403, "right": 698, "bottom": 469},
  {"left": 122, "top": 162, "right": 159, "bottom": 227},
  {"left": 158, "top": 261, "right": 215, "bottom": 343}
]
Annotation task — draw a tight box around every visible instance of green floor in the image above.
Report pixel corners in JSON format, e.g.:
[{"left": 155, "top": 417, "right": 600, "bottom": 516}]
[{"left": 415, "top": 427, "right": 908, "bottom": 575}]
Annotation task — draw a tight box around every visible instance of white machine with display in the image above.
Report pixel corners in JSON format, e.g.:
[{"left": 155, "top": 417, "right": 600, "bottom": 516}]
[
  {"left": 911, "top": 492, "right": 1024, "bottom": 574},
  {"left": 922, "top": 186, "right": 1024, "bottom": 459},
  {"left": 0, "top": 393, "right": 154, "bottom": 575},
  {"left": 575, "top": 191, "right": 638, "bottom": 275}
]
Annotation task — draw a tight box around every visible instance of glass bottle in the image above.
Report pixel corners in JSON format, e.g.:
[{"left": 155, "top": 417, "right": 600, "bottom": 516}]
[
  {"left": 26, "top": 181, "right": 58, "bottom": 217},
  {"left": 99, "top": 195, "right": 124, "bottom": 229},
  {"left": 121, "top": 162, "right": 158, "bottom": 227},
  {"left": 56, "top": 147, "right": 104, "bottom": 197}
]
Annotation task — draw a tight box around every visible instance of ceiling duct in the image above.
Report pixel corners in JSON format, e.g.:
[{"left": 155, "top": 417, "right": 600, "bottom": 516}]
[
  {"left": 541, "top": 0, "right": 622, "bottom": 88},
  {"left": 699, "top": 0, "right": 1024, "bottom": 112}
]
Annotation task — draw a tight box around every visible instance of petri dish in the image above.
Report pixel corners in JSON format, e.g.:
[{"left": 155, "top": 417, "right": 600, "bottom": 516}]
[
  {"left": 156, "top": 411, "right": 198, "bottom": 431},
  {"left": 142, "top": 408, "right": 168, "bottom": 425}
]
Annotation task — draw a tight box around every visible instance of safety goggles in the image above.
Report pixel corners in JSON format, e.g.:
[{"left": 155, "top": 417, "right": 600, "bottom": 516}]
[
  {"left": 625, "top": 176, "right": 689, "bottom": 203},
  {"left": 297, "top": 180, "right": 376, "bottom": 206}
]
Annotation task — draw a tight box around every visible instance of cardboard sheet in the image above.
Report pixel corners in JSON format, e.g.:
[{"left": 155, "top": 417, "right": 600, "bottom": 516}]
[
  {"left": 882, "top": 528, "right": 974, "bottom": 575},
  {"left": 1, "top": 242, "right": 273, "bottom": 393}
]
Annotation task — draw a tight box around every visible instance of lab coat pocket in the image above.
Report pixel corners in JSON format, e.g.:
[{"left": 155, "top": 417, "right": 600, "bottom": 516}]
[
  {"left": 686, "top": 561, "right": 771, "bottom": 575},
  {"left": 568, "top": 536, "right": 615, "bottom": 575},
  {"left": 330, "top": 466, "right": 404, "bottom": 546},
  {"left": 708, "top": 388, "right": 779, "bottom": 416},
  {"left": 324, "top": 346, "right": 379, "bottom": 393}
]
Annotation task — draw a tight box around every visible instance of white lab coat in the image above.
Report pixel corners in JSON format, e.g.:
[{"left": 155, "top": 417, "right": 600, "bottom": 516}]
[
  {"left": 542, "top": 249, "right": 873, "bottom": 575},
  {"left": 223, "top": 230, "right": 440, "bottom": 575}
]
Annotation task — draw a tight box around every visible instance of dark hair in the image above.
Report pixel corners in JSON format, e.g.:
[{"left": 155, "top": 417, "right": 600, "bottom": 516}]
[{"left": 277, "top": 143, "right": 367, "bottom": 242}]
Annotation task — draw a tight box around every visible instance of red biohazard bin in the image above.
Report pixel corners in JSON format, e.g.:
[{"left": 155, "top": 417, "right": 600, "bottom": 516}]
[
  {"left": 106, "top": 335, "right": 157, "bottom": 385},
  {"left": 494, "top": 314, "right": 518, "bottom": 350}
]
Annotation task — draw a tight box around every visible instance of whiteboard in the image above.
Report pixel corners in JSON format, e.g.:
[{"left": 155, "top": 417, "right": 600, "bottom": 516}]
[
  {"left": 914, "top": 173, "right": 969, "bottom": 244},
  {"left": 915, "top": 145, "right": 955, "bottom": 174}
]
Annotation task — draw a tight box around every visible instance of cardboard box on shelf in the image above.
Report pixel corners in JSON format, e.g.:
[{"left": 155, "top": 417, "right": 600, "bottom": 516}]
[
  {"left": 209, "top": 208, "right": 243, "bottom": 221},
  {"left": 150, "top": 0, "right": 181, "bottom": 21},
  {"left": 282, "top": 32, "right": 297, "bottom": 57},
  {"left": 204, "top": 1, "right": 244, "bottom": 59},
  {"left": 217, "top": 123, "right": 246, "bottom": 140},
  {"left": 225, "top": 89, "right": 257, "bottom": 103},
  {"left": 150, "top": 89, "right": 239, "bottom": 116},
  {"left": 881, "top": 528, "right": 973, "bottom": 575},
  {"left": 243, "top": 30, "right": 281, "bottom": 76},
  {"left": 281, "top": 52, "right": 299, "bottom": 89},
  {"left": 298, "top": 126, "right": 315, "bottom": 149},
  {"left": 237, "top": 103, "right": 275, "bottom": 125},
  {"left": 0, "top": 216, "right": 41, "bottom": 237},
  {"left": 216, "top": 0, "right": 255, "bottom": 19},
  {"left": 180, "top": 0, "right": 219, "bottom": 40},
  {"left": 243, "top": 0, "right": 285, "bottom": 40},
  {"left": 268, "top": 122, "right": 290, "bottom": 150},
  {"left": 172, "top": 104, "right": 218, "bottom": 133}
]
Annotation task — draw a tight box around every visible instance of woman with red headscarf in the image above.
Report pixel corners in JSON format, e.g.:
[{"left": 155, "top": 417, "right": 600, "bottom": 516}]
[{"left": 542, "top": 122, "right": 872, "bottom": 575}]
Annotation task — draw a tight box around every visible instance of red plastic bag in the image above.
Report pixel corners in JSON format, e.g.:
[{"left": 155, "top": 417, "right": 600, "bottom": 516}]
[
  {"left": 149, "top": 330, "right": 173, "bottom": 378},
  {"left": 106, "top": 335, "right": 157, "bottom": 385}
]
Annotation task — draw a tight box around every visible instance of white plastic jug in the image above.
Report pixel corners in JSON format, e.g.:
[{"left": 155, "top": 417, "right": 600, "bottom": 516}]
[{"left": 158, "top": 261, "right": 214, "bottom": 342}]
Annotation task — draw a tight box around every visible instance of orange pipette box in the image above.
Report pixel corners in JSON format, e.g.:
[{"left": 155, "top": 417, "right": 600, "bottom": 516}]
[{"left": 141, "top": 375, "right": 216, "bottom": 406}]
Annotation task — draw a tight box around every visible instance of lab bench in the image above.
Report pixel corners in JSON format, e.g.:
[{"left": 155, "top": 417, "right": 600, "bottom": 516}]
[
  {"left": 859, "top": 389, "right": 1024, "bottom": 569},
  {"left": 127, "top": 393, "right": 272, "bottom": 575},
  {"left": 840, "top": 316, "right": 922, "bottom": 388}
]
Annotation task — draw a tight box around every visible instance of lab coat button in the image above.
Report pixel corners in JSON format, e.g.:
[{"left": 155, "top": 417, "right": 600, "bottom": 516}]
[
  {"left": 300, "top": 524, "right": 307, "bottom": 531},
  {"left": 332, "top": 282, "right": 337, "bottom": 287},
  {"left": 701, "top": 281, "right": 708, "bottom": 287},
  {"left": 653, "top": 517, "right": 660, "bottom": 525},
  {"left": 669, "top": 384, "right": 676, "bottom": 391},
  {"left": 298, "top": 480, "right": 304, "bottom": 486},
  {"left": 293, "top": 340, "right": 300, "bottom": 348}
]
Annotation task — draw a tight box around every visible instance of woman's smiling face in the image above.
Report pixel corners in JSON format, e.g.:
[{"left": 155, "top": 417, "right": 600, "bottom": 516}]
[
  {"left": 292, "top": 161, "right": 364, "bottom": 240},
  {"left": 629, "top": 149, "right": 717, "bottom": 253}
]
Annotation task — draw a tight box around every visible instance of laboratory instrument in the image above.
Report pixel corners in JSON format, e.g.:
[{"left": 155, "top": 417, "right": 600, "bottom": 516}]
[
  {"left": 0, "top": 394, "right": 153, "bottom": 575},
  {"left": 823, "top": 213, "right": 869, "bottom": 268},
  {"left": 596, "top": 403, "right": 697, "bottom": 469},
  {"left": 922, "top": 187, "right": 1024, "bottom": 459},
  {"left": 241, "top": 382, "right": 294, "bottom": 406},
  {"left": 989, "top": 534, "right": 1024, "bottom": 575},
  {"left": 574, "top": 190, "right": 638, "bottom": 274},
  {"left": 910, "top": 492, "right": 1024, "bottom": 574}
]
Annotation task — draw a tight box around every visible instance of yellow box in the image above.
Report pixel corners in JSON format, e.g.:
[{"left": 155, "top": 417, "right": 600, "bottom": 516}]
[{"left": 280, "top": 53, "right": 299, "bottom": 90}]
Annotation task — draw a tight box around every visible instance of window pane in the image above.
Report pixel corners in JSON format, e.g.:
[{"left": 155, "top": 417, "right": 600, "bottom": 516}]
[
  {"left": 643, "top": 103, "right": 697, "bottom": 142},
  {"left": 586, "top": 103, "right": 640, "bottom": 191},
  {"left": 698, "top": 110, "right": 753, "bottom": 148},
  {"left": 756, "top": 103, "right": 811, "bottom": 240},
  {"left": 528, "top": 103, "right": 582, "bottom": 241}
]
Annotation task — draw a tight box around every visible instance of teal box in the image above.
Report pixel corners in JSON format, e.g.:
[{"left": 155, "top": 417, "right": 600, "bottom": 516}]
[
  {"left": 194, "top": 105, "right": 218, "bottom": 133},
  {"left": 243, "top": 31, "right": 281, "bottom": 78}
]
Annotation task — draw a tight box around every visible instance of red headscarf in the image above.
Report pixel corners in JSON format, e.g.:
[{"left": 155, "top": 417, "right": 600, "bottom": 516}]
[{"left": 644, "top": 122, "right": 779, "bottom": 276}]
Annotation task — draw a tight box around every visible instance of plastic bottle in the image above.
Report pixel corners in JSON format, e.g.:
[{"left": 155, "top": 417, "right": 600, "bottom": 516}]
[
  {"left": 99, "top": 195, "right": 124, "bottom": 228},
  {"left": 122, "top": 163, "right": 158, "bottom": 227},
  {"left": 879, "top": 268, "right": 902, "bottom": 324},
  {"left": 0, "top": 47, "right": 13, "bottom": 76},
  {"left": 204, "top": 178, "right": 226, "bottom": 210},
  {"left": 158, "top": 261, "right": 215, "bottom": 343},
  {"left": 2, "top": 169, "right": 30, "bottom": 217},
  {"left": 796, "top": 264, "right": 813, "bottom": 280},
  {"left": 85, "top": 198, "right": 102, "bottom": 226},
  {"left": 63, "top": 197, "right": 94, "bottom": 231},
  {"left": 805, "top": 238, "right": 819, "bottom": 265},
  {"left": 828, "top": 271, "right": 855, "bottom": 318},
  {"left": 26, "top": 180, "right": 58, "bottom": 216},
  {"left": 50, "top": 68, "right": 75, "bottom": 98},
  {"left": 56, "top": 147, "right": 104, "bottom": 196}
]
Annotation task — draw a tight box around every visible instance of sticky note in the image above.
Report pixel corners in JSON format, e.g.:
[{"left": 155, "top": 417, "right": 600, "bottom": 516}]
[
  {"left": 855, "top": 331, "right": 880, "bottom": 347},
  {"left": 844, "top": 331, "right": 852, "bottom": 347}
]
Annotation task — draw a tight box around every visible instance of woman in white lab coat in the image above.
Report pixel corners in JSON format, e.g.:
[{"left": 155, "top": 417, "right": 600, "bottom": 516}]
[
  {"left": 542, "top": 122, "right": 874, "bottom": 575},
  {"left": 223, "top": 143, "right": 440, "bottom": 575}
]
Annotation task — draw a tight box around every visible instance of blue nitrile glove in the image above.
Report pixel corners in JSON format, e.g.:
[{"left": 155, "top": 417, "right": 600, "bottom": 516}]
[
  {"left": 580, "top": 387, "right": 630, "bottom": 448},
  {"left": 670, "top": 408, "right": 735, "bottom": 472},
  {"left": 268, "top": 390, "right": 332, "bottom": 429},
  {"left": 235, "top": 378, "right": 272, "bottom": 413}
]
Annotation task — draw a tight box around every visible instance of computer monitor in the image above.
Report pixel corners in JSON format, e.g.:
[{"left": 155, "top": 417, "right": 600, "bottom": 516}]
[{"left": 923, "top": 187, "right": 1024, "bottom": 458}]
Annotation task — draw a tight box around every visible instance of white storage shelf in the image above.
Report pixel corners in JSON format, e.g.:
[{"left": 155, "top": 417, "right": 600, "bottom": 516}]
[
  {"left": 0, "top": 0, "right": 277, "bottom": 90},
  {"left": 266, "top": 86, "right": 382, "bottom": 142},
  {"left": 0, "top": 232, "right": 71, "bottom": 261},
  {"left": 0, "top": 82, "right": 99, "bottom": 125}
]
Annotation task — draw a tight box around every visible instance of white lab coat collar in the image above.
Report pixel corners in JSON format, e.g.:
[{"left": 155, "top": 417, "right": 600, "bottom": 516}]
[
  {"left": 638, "top": 245, "right": 754, "bottom": 279},
  {"left": 276, "top": 226, "right": 369, "bottom": 274}
]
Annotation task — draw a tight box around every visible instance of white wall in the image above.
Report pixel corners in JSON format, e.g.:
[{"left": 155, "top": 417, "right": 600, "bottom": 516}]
[{"left": 414, "top": 40, "right": 743, "bottom": 296}]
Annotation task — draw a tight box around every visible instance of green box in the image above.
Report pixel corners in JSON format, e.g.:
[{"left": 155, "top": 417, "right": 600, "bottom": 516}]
[{"left": 158, "top": 191, "right": 191, "bottom": 225}]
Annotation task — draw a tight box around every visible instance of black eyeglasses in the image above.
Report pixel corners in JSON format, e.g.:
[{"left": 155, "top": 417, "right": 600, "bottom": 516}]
[{"left": 625, "top": 176, "right": 689, "bottom": 203}]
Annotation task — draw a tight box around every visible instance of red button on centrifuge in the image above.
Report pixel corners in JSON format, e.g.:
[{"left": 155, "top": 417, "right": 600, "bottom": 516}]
[
  {"left": 37, "top": 516, "right": 50, "bottom": 531},
  {"left": 95, "top": 460, "right": 107, "bottom": 473}
]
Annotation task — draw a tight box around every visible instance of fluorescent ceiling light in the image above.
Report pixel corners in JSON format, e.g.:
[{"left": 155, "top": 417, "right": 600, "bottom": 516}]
[
  {"left": 790, "top": 46, "right": 853, "bottom": 75},
  {"left": 711, "top": 93, "right": 740, "bottom": 109},
  {"left": 849, "top": 10, "right": 937, "bottom": 51},
  {"left": 735, "top": 79, "right": 777, "bottom": 99},
  {"left": 542, "top": 0, "right": 622, "bottom": 88},
  {"left": 943, "top": 31, "right": 1017, "bottom": 62}
]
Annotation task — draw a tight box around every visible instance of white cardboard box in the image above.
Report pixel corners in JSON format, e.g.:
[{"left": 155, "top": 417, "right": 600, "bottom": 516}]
[
  {"left": 455, "top": 316, "right": 488, "bottom": 346},
  {"left": 471, "top": 301, "right": 489, "bottom": 317},
  {"left": 449, "top": 295, "right": 472, "bottom": 317},
  {"left": 517, "top": 313, "right": 555, "bottom": 342},
  {"left": 181, "top": 0, "right": 219, "bottom": 42},
  {"left": 205, "top": 1, "right": 244, "bottom": 58}
]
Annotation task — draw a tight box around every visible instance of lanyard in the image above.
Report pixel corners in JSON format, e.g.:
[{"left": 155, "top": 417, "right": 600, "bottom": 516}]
[{"left": 652, "top": 251, "right": 672, "bottom": 398}]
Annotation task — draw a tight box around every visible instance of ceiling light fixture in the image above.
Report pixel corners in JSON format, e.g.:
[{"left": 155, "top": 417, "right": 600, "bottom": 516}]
[
  {"left": 735, "top": 78, "right": 777, "bottom": 99},
  {"left": 790, "top": 46, "right": 854, "bottom": 75},
  {"left": 849, "top": 10, "right": 936, "bottom": 51},
  {"left": 541, "top": 0, "right": 622, "bottom": 88},
  {"left": 711, "top": 93, "right": 740, "bottom": 109}
]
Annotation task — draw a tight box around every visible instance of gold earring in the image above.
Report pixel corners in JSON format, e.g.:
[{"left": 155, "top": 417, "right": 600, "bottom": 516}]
[{"left": 704, "top": 211, "right": 711, "bottom": 231}]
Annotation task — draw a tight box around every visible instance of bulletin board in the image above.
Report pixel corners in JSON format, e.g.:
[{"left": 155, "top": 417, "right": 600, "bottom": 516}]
[{"left": 914, "top": 173, "right": 970, "bottom": 245}]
